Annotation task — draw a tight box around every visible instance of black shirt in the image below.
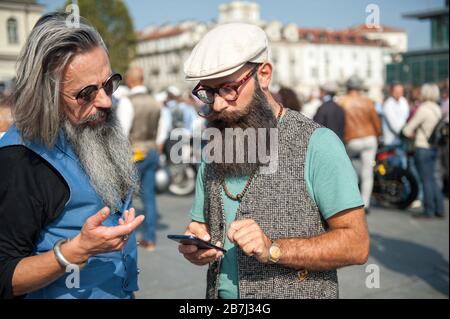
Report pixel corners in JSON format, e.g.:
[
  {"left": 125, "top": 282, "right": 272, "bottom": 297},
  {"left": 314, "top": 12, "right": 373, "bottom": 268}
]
[
  {"left": 0, "top": 145, "right": 69, "bottom": 299},
  {"left": 313, "top": 100, "right": 346, "bottom": 142}
]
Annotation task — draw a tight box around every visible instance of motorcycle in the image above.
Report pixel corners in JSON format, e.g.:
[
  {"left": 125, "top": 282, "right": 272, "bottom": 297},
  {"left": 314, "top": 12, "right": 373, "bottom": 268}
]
[
  {"left": 372, "top": 145, "right": 419, "bottom": 209},
  {"left": 155, "top": 135, "right": 198, "bottom": 196}
]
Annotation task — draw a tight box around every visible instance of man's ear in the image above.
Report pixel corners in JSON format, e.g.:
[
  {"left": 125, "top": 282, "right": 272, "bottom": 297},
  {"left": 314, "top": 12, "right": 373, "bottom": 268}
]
[{"left": 256, "top": 63, "right": 272, "bottom": 91}]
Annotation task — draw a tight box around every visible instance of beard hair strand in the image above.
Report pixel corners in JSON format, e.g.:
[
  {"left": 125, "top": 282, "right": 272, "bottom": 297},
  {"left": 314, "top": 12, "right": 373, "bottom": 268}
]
[{"left": 63, "top": 109, "right": 138, "bottom": 213}]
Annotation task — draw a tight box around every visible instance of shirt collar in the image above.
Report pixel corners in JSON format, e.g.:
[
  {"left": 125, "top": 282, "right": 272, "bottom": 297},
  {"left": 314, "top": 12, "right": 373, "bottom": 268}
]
[{"left": 130, "top": 85, "right": 147, "bottom": 95}]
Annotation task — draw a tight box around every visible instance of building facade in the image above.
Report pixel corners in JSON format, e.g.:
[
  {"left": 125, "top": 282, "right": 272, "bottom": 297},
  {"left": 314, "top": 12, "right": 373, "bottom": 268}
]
[
  {"left": 134, "top": 1, "right": 406, "bottom": 101},
  {"left": 387, "top": 0, "right": 448, "bottom": 85},
  {"left": 0, "top": 0, "right": 43, "bottom": 93}
]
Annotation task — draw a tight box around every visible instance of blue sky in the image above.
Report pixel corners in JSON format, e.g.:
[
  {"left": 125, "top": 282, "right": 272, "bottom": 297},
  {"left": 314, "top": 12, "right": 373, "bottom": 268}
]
[{"left": 39, "top": 0, "right": 445, "bottom": 50}]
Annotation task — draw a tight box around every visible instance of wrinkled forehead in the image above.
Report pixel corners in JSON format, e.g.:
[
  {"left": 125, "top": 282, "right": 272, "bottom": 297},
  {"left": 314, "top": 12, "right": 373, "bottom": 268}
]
[{"left": 63, "top": 47, "right": 111, "bottom": 89}]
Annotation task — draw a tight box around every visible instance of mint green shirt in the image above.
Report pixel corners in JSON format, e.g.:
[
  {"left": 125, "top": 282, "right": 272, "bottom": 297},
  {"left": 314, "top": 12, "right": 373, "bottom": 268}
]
[{"left": 190, "top": 127, "right": 363, "bottom": 299}]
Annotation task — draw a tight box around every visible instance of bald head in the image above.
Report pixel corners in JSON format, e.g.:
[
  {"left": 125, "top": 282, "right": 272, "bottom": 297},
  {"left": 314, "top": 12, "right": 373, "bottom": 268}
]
[
  {"left": 126, "top": 66, "right": 144, "bottom": 88},
  {"left": 391, "top": 84, "right": 404, "bottom": 101}
]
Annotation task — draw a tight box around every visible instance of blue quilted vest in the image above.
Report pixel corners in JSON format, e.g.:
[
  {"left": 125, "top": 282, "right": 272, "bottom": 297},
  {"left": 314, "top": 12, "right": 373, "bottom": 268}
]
[{"left": 0, "top": 125, "right": 139, "bottom": 299}]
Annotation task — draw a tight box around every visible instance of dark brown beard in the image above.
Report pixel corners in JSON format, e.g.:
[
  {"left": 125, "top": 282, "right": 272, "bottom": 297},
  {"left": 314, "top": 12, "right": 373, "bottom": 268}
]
[{"left": 206, "top": 80, "right": 277, "bottom": 177}]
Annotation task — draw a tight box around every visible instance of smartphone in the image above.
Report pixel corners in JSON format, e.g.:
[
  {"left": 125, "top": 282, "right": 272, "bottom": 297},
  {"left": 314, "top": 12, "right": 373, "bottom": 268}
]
[{"left": 167, "top": 234, "right": 227, "bottom": 253}]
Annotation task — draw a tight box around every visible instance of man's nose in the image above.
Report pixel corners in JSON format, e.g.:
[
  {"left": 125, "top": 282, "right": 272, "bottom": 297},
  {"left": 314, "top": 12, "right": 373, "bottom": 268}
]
[
  {"left": 93, "top": 87, "right": 112, "bottom": 109},
  {"left": 212, "top": 94, "right": 228, "bottom": 113}
]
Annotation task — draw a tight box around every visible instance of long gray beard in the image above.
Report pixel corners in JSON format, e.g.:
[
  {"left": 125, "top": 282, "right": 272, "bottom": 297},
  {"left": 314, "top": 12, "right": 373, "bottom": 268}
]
[
  {"left": 207, "top": 81, "right": 278, "bottom": 177},
  {"left": 63, "top": 109, "right": 138, "bottom": 213}
]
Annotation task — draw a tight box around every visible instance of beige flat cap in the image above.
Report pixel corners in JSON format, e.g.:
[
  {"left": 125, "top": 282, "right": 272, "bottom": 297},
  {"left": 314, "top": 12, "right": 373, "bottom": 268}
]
[{"left": 184, "top": 23, "right": 269, "bottom": 81}]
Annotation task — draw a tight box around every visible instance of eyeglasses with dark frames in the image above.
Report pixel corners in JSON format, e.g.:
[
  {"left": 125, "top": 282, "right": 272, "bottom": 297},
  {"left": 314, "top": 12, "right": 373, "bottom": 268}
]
[
  {"left": 192, "top": 65, "right": 260, "bottom": 118},
  {"left": 62, "top": 73, "right": 122, "bottom": 106}
]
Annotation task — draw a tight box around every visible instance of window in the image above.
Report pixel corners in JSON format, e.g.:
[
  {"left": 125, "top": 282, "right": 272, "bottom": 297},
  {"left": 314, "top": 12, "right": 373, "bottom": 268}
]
[
  {"left": 150, "top": 69, "right": 160, "bottom": 77},
  {"left": 324, "top": 52, "right": 330, "bottom": 78},
  {"left": 170, "top": 66, "right": 179, "bottom": 75},
  {"left": 311, "top": 67, "right": 318, "bottom": 79},
  {"left": 7, "top": 18, "right": 18, "bottom": 44},
  {"left": 367, "top": 55, "right": 372, "bottom": 78}
]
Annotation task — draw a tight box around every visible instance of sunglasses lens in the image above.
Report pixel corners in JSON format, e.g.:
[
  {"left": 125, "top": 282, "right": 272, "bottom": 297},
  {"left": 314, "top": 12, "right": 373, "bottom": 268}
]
[
  {"left": 109, "top": 74, "right": 122, "bottom": 95},
  {"left": 103, "top": 74, "right": 121, "bottom": 96},
  {"left": 77, "top": 86, "right": 98, "bottom": 105},
  {"left": 219, "top": 87, "right": 237, "bottom": 101},
  {"left": 198, "top": 104, "right": 213, "bottom": 118},
  {"left": 196, "top": 89, "right": 214, "bottom": 104}
]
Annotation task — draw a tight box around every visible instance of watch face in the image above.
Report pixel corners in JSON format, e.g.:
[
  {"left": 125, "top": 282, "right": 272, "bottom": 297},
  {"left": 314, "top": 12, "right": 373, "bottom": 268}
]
[{"left": 270, "top": 245, "right": 281, "bottom": 260}]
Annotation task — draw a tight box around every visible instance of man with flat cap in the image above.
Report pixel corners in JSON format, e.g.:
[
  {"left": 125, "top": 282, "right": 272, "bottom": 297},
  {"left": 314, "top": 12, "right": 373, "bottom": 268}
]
[{"left": 177, "top": 23, "right": 369, "bottom": 299}]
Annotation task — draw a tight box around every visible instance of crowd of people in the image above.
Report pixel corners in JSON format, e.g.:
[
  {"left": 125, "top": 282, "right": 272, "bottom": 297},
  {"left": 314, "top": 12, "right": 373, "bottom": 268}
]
[{"left": 275, "top": 78, "right": 449, "bottom": 218}]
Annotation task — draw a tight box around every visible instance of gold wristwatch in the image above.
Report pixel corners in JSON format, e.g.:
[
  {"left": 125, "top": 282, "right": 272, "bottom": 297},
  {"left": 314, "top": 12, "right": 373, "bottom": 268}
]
[{"left": 268, "top": 241, "right": 281, "bottom": 264}]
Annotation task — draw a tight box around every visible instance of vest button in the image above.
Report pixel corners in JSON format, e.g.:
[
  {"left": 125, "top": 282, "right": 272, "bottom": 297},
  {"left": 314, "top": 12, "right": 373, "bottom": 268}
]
[{"left": 297, "top": 269, "right": 308, "bottom": 281}]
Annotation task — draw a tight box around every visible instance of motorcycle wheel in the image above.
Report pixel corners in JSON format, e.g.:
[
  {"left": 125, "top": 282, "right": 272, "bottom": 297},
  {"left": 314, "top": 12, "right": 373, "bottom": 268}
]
[
  {"left": 168, "top": 164, "right": 196, "bottom": 196},
  {"left": 373, "top": 168, "right": 419, "bottom": 209}
]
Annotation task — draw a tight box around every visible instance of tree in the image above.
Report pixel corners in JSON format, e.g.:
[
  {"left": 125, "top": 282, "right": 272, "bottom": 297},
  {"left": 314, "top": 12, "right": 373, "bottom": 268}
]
[{"left": 63, "top": 0, "right": 136, "bottom": 75}]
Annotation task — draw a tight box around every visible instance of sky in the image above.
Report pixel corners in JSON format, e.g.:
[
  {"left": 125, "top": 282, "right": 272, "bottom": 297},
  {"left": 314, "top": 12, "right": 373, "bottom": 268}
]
[{"left": 39, "top": 0, "right": 445, "bottom": 50}]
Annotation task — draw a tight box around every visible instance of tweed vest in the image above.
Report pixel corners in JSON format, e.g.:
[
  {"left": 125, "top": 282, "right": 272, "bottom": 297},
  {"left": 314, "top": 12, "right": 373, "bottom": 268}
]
[
  {"left": 128, "top": 92, "right": 161, "bottom": 154},
  {"left": 203, "top": 109, "right": 338, "bottom": 299}
]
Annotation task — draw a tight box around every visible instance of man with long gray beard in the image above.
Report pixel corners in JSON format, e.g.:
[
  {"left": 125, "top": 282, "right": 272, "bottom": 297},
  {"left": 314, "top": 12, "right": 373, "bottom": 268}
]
[
  {"left": 0, "top": 13, "right": 144, "bottom": 299},
  {"left": 178, "top": 23, "right": 370, "bottom": 299}
]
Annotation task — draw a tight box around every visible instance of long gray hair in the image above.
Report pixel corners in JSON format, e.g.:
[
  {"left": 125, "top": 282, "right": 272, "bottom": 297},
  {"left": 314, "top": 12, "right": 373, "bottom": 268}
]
[{"left": 10, "top": 12, "right": 107, "bottom": 147}]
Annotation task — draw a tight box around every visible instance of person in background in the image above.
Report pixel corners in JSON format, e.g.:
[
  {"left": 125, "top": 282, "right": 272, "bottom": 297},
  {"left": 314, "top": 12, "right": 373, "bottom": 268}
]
[
  {"left": 382, "top": 84, "right": 410, "bottom": 147},
  {"left": 313, "top": 82, "right": 345, "bottom": 141},
  {"left": 162, "top": 86, "right": 199, "bottom": 163},
  {"left": 402, "top": 83, "right": 445, "bottom": 219},
  {"left": 337, "top": 76, "right": 381, "bottom": 214},
  {"left": 165, "top": 86, "right": 198, "bottom": 133},
  {"left": 0, "top": 81, "right": 14, "bottom": 139},
  {"left": 407, "top": 86, "right": 422, "bottom": 121},
  {"left": 301, "top": 87, "right": 322, "bottom": 119},
  {"left": 0, "top": 97, "right": 12, "bottom": 139},
  {"left": 277, "top": 85, "right": 302, "bottom": 112},
  {"left": 117, "top": 66, "right": 168, "bottom": 251}
]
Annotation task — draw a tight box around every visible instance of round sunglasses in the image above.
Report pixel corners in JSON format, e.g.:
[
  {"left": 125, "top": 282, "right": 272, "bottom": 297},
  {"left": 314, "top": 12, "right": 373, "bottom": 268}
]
[{"left": 62, "top": 73, "right": 122, "bottom": 106}]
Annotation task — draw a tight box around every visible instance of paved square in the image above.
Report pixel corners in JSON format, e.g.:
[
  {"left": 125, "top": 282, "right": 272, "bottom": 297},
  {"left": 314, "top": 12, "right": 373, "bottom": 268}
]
[{"left": 135, "top": 194, "right": 449, "bottom": 299}]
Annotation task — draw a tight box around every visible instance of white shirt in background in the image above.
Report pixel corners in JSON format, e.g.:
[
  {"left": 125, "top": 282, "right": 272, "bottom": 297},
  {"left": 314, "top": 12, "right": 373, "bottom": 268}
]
[
  {"left": 382, "top": 96, "right": 410, "bottom": 145},
  {"left": 301, "top": 98, "right": 322, "bottom": 119}
]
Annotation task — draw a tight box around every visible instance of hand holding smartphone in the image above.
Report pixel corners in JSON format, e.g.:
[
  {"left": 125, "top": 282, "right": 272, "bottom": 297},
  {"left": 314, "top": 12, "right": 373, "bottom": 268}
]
[{"left": 168, "top": 234, "right": 227, "bottom": 253}]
